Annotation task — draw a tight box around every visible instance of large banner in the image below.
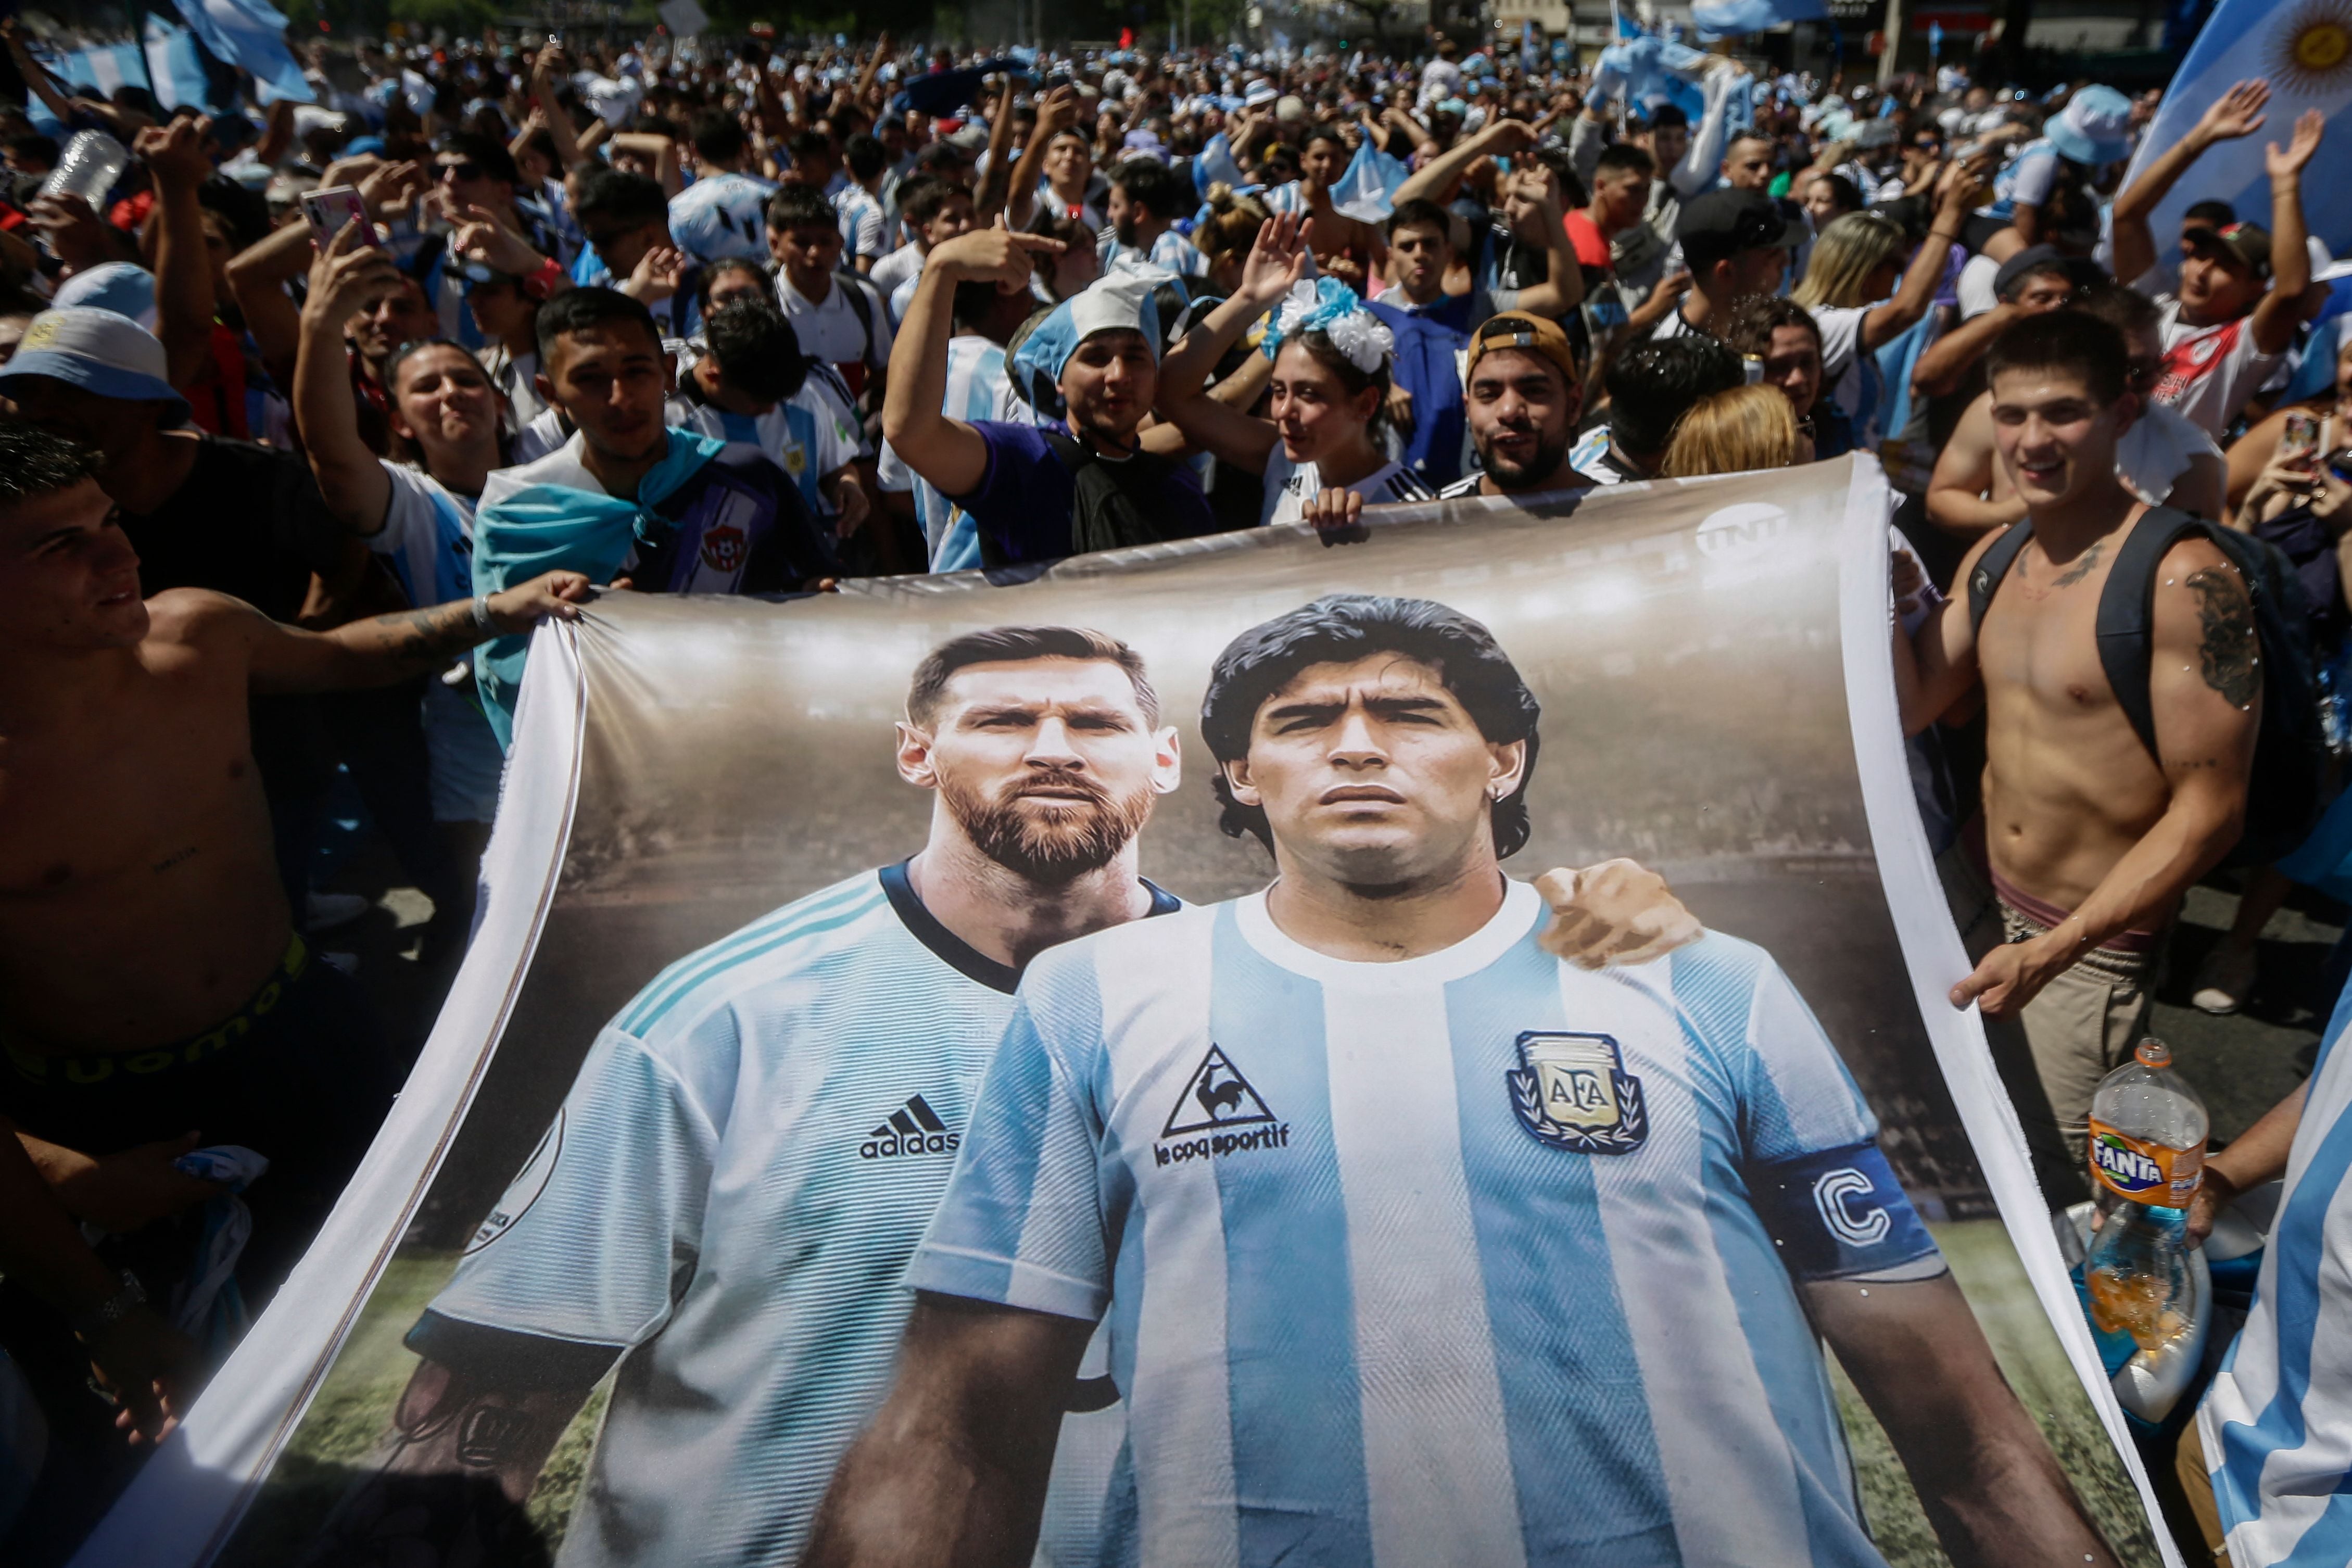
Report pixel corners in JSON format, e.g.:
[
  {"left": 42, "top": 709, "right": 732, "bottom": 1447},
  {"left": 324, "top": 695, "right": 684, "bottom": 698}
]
[{"left": 77, "top": 457, "right": 2181, "bottom": 1567}]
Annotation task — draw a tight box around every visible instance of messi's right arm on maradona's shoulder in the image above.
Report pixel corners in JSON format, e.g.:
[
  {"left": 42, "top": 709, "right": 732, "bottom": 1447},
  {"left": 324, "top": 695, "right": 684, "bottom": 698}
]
[{"left": 293, "top": 1333, "right": 610, "bottom": 1566}]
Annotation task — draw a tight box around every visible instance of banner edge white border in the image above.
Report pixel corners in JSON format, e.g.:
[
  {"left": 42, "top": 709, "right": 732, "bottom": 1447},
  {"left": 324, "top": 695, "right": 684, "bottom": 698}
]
[
  {"left": 68, "top": 622, "right": 591, "bottom": 1568},
  {"left": 1832, "top": 457, "right": 2186, "bottom": 1568}
]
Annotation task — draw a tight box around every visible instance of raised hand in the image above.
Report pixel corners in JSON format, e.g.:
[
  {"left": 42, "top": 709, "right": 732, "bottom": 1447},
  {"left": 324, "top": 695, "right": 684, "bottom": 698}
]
[
  {"left": 1035, "top": 83, "right": 1081, "bottom": 136},
  {"left": 301, "top": 216, "right": 402, "bottom": 326},
  {"left": 625, "top": 243, "right": 688, "bottom": 304},
  {"left": 356, "top": 157, "right": 428, "bottom": 220},
  {"left": 2194, "top": 79, "right": 2271, "bottom": 146},
  {"left": 453, "top": 203, "right": 550, "bottom": 276},
  {"left": 932, "top": 216, "right": 1065, "bottom": 292},
  {"left": 133, "top": 115, "right": 213, "bottom": 195},
  {"left": 1240, "top": 209, "right": 1313, "bottom": 307},
  {"left": 2268, "top": 108, "right": 2325, "bottom": 180},
  {"left": 1300, "top": 485, "right": 1367, "bottom": 546}
]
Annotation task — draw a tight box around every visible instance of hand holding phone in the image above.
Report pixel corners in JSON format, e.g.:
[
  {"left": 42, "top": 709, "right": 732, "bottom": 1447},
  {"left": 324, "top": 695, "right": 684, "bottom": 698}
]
[{"left": 301, "top": 185, "right": 379, "bottom": 251}]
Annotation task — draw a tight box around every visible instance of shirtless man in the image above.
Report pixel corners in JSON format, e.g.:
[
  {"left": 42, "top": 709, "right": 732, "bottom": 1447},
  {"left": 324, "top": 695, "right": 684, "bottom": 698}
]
[
  {"left": 1927, "top": 285, "right": 2225, "bottom": 538},
  {"left": 1895, "top": 310, "right": 2259, "bottom": 1195},
  {"left": 0, "top": 420, "right": 588, "bottom": 1448}
]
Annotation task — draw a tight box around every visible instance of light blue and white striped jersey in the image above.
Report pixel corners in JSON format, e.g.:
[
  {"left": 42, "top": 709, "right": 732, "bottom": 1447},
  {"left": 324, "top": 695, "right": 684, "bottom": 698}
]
[
  {"left": 2201, "top": 980, "right": 2352, "bottom": 1567},
  {"left": 413, "top": 864, "right": 1176, "bottom": 1568},
  {"left": 1983, "top": 137, "right": 2059, "bottom": 222},
  {"left": 876, "top": 333, "right": 1019, "bottom": 571},
  {"left": 834, "top": 184, "right": 889, "bottom": 263},
  {"left": 913, "top": 879, "right": 1943, "bottom": 1568},
  {"left": 671, "top": 344, "right": 865, "bottom": 523},
  {"left": 1099, "top": 227, "right": 1209, "bottom": 280}
]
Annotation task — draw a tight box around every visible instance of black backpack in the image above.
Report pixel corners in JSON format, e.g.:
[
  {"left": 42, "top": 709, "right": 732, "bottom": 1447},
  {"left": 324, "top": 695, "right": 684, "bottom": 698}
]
[
  {"left": 1028, "top": 433, "right": 1190, "bottom": 560},
  {"left": 1966, "top": 505, "right": 2334, "bottom": 869}
]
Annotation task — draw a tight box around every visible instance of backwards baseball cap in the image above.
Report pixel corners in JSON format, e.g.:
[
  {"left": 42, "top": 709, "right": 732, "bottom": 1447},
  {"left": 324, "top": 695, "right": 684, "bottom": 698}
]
[
  {"left": 2044, "top": 84, "right": 2133, "bottom": 167},
  {"left": 2186, "top": 221, "right": 2273, "bottom": 281},
  {"left": 0, "top": 307, "right": 188, "bottom": 418},
  {"left": 1992, "top": 243, "right": 2072, "bottom": 300},
  {"left": 1465, "top": 311, "right": 1578, "bottom": 385},
  {"left": 1674, "top": 188, "right": 1798, "bottom": 272}
]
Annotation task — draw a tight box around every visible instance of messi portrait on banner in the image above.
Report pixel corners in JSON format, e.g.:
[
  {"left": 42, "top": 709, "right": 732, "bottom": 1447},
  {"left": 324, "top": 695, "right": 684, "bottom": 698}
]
[{"left": 195, "top": 464, "right": 2168, "bottom": 1568}]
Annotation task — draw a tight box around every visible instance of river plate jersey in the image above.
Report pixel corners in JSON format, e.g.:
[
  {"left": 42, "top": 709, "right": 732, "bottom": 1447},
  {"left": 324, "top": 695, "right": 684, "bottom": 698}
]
[
  {"left": 412, "top": 863, "right": 1175, "bottom": 1568},
  {"left": 911, "top": 879, "right": 1944, "bottom": 1568}
]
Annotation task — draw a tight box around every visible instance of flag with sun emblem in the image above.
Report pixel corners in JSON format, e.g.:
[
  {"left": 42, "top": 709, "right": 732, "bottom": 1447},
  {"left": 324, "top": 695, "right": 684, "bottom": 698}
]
[{"left": 2126, "top": 0, "right": 2352, "bottom": 260}]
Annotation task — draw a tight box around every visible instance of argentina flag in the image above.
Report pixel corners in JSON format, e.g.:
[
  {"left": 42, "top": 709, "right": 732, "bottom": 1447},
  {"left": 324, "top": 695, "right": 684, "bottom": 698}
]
[
  {"left": 1691, "top": 0, "right": 1829, "bottom": 35},
  {"left": 144, "top": 17, "right": 214, "bottom": 111},
  {"left": 2123, "top": 0, "right": 2352, "bottom": 259},
  {"left": 1332, "top": 137, "right": 1412, "bottom": 222},
  {"left": 170, "top": 0, "right": 312, "bottom": 103}
]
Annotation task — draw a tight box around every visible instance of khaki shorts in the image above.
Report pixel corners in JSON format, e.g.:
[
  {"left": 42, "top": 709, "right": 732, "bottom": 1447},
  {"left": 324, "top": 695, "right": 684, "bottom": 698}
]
[
  {"left": 1938, "top": 847, "right": 2158, "bottom": 1202},
  {"left": 2176, "top": 1417, "right": 2234, "bottom": 1566}
]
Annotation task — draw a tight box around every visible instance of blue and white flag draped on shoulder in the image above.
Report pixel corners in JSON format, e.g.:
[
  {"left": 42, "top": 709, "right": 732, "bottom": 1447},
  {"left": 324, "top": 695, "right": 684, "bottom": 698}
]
[
  {"left": 471, "top": 429, "right": 726, "bottom": 748},
  {"left": 169, "top": 0, "right": 313, "bottom": 103},
  {"left": 2121, "top": 0, "right": 2352, "bottom": 262},
  {"left": 1692, "top": 0, "right": 1829, "bottom": 37}
]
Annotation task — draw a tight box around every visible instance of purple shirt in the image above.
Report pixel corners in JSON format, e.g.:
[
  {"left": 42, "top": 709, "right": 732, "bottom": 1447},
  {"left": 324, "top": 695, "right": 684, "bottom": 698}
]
[{"left": 954, "top": 421, "right": 1216, "bottom": 564}]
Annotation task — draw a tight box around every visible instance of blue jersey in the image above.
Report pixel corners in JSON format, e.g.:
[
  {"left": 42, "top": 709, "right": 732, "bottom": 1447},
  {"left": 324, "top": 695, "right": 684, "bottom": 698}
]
[
  {"left": 2201, "top": 979, "right": 2352, "bottom": 1566},
  {"left": 912, "top": 880, "right": 1942, "bottom": 1568},
  {"left": 414, "top": 864, "right": 1177, "bottom": 1567}
]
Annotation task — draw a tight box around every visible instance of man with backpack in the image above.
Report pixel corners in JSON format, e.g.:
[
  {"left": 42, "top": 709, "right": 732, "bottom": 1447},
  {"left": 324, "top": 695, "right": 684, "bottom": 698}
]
[
  {"left": 1893, "top": 311, "right": 2290, "bottom": 1198},
  {"left": 882, "top": 228, "right": 1212, "bottom": 565}
]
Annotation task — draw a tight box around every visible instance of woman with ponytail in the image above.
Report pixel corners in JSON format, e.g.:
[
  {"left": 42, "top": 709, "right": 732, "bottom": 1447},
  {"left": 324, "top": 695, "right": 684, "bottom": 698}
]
[{"left": 1156, "top": 212, "right": 1434, "bottom": 527}]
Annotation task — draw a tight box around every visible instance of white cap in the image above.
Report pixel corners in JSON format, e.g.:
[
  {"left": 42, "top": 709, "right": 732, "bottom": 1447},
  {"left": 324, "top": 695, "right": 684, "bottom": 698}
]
[{"left": 0, "top": 307, "right": 186, "bottom": 416}]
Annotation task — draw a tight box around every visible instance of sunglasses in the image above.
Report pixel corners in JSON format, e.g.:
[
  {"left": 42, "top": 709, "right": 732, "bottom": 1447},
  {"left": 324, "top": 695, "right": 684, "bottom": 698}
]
[{"left": 436, "top": 160, "right": 484, "bottom": 182}]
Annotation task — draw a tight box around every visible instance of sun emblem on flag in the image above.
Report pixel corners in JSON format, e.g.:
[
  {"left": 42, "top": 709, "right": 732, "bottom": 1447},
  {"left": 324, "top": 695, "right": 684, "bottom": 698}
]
[{"left": 2273, "top": 0, "right": 2352, "bottom": 92}]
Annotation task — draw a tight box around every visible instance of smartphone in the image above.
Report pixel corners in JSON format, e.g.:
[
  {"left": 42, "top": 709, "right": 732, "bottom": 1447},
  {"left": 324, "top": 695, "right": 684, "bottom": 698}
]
[
  {"left": 301, "top": 186, "right": 378, "bottom": 250},
  {"left": 2284, "top": 409, "right": 2323, "bottom": 465}
]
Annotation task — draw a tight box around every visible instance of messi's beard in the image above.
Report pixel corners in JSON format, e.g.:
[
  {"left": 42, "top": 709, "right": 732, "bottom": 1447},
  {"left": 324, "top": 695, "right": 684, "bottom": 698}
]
[{"left": 942, "top": 767, "right": 1155, "bottom": 884}]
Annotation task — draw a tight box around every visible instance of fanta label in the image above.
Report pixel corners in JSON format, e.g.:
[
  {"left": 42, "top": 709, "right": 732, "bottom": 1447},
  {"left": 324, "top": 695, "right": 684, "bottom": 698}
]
[{"left": 2088, "top": 1119, "right": 2204, "bottom": 1207}]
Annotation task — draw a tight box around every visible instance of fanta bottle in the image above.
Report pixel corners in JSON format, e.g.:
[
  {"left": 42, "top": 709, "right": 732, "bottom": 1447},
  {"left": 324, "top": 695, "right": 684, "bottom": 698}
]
[{"left": 2083, "top": 1038, "right": 2209, "bottom": 1351}]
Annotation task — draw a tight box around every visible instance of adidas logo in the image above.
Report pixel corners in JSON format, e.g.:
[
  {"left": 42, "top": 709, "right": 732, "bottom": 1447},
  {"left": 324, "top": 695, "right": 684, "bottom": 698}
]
[{"left": 859, "top": 1093, "right": 962, "bottom": 1160}]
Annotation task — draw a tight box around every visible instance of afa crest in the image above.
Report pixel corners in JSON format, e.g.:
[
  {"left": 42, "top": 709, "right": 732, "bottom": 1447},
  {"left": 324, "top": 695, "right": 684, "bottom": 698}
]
[
  {"left": 1508, "top": 1031, "right": 1647, "bottom": 1155},
  {"left": 700, "top": 522, "right": 748, "bottom": 574}
]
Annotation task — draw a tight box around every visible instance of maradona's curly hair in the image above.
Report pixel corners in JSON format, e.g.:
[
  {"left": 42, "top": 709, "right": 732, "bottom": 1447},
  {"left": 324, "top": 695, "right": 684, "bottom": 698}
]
[{"left": 1198, "top": 594, "right": 1541, "bottom": 858}]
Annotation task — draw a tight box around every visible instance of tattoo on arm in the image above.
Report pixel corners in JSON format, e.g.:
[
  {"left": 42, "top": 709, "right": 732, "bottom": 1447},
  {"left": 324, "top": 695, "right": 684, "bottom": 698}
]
[
  {"left": 2186, "top": 566, "right": 2260, "bottom": 709},
  {"left": 350, "top": 601, "right": 487, "bottom": 669}
]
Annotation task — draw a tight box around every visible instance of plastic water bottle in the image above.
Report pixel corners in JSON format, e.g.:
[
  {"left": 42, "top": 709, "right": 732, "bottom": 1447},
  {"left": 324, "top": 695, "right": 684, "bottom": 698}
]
[
  {"left": 2083, "top": 1038, "right": 2209, "bottom": 1351},
  {"left": 38, "top": 130, "right": 130, "bottom": 214}
]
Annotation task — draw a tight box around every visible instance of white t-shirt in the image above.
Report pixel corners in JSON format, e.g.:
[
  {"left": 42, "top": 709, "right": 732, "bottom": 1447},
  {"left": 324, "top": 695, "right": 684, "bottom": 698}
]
[
  {"left": 870, "top": 242, "right": 925, "bottom": 302},
  {"left": 2138, "top": 276, "right": 2282, "bottom": 438},
  {"left": 779, "top": 273, "right": 893, "bottom": 376},
  {"left": 1260, "top": 447, "right": 1435, "bottom": 527},
  {"left": 1956, "top": 252, "right": 2002, "bottom": 321},
  {"left": 2116, "top": 399, "right": 2225, "bottom": 507}
]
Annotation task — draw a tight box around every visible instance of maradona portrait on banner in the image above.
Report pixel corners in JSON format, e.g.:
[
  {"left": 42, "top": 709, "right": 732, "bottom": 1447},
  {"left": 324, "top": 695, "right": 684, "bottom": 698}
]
[
  {"left": 807, "top": 594, "right": 2124, "bottom": 1568},
  {"left": 297, "top": 619, "right": 1692, "bottom": 1568}
]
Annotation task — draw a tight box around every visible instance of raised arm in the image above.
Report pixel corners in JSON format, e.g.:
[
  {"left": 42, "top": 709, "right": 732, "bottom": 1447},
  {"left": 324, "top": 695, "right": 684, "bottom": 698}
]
[
  {"left": 1153, "top": 210, "right": 1310, "bottom": 474},
  {"left": 2252, "top": 110, "right": 2322, "bottom": 357},
  {"left": 2110, "top": 80, "right": 2270, "bottom": 290},
  {"left": 1911, "top": 301, "right": 2018, "bottom": 401},
  {"left": 3, "top": 20, "right": 77, "bottom": 130},
  {"left": 1925, "top": 395, "right": 2026, "bottom": 537},
  {"left": 1953, "top": 536, "right": 2259, "bottom": 1018},
  {"left": 974, "top": 79, "right": 1019, "bottom": 224},
  {"left": 802, "top": 1294, "right": 1093, "bottom": 1568},
  {"left": 135, "top": 117, "right": 221, "bottom": 390},
  {"left": 293, "top": 222, "right": 402, "bottom": 535},
  {"left": 1504, "top": 166, "right": 1585, "bottom": 319},
  {"left": 880, "top": 222, "right": 1061, "bottom": 500},
  {"left": 1395, "top": 117, "right": 1536, "bottom": 209},
  {"left": 1808, "top": 1275, "right": 2118, "bottom": 1568},
  {"left": 1861, "top": 160, "right": 1981, "bottom": 351},
  {"left": 1670, "top": 67, "right": 1737, "bottom": 199},
  {"left": 530, "top": 49, "right": 586, "bottom": 172},
  {"left": 1006, "top": 85, "right": 1079, "bottom": 233}
]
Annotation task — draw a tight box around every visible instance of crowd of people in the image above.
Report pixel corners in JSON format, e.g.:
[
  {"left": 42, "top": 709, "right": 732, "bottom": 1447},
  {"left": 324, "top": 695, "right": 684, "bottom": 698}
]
[{"left": 1, "top": 14, "right": 2350, "bottom": 1566}]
